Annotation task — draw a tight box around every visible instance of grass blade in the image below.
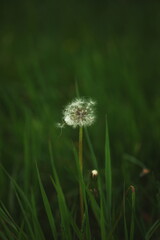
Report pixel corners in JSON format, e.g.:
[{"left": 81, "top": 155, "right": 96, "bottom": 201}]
[
  {"left": 85, "top": 127, "right": 107, "bottom": 239},
  {"left": 36, "top": 164, "right": 58, "bottom": 240},
  {"left": 84, "top": 127, "right": 98, "bottom": 169},
  {"left": 123, "top": 185, "right": 129, "bottom": 240},
  {"left": 145, "top": 219, "right": 160, "bottom": 240},
  {"left": 124, "top": 154, "right": 146, "bottom": 168},
  {"left": 129, "top": 186, "right": 135, "bottom": 240},
  {"left": 72, "top": 144, "right": 91, "bottom": 239},
  {"left": 30, "top": 191, "right": 46, "bottom": 240},
  {"left": 105, "top": 117, "right": 112, "bottom": 225},
  {"left": 15, "top": 192, "right": 35, "bottom": 240},
  {"left": 49, "top": 142, "right": 73, "bottom": 240}
]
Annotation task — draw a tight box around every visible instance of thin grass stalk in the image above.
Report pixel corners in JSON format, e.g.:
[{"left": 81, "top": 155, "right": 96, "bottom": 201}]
[
  {"left": 85, "top": 128, "right": 107, "bottom": 239},
  {"left": 23, "top": 118, "right": 30, "bottom": 195},
  {"left": 50, "top": 143, "right": 81, "bottom": 239},
  {"left": 123, "top": 185, "right": 128, "bottom": 240},
  {"left": 105, "top": 117, "right": 112, "bottom": 225},
  {"left": 15, "top": 193, "right": 35, "bottom": 240},
  {"left": 145, "top": 219, "right": 160, "bottom": 240},
  {"left": 73, "top": 144, "right": 91, "bottom": 239},
  {"left": 130, "top": 186, "right": 135, "bottom": 240},
  {"left": 36, "top": 164, "right": 58, "bottom": 240},
  {"left": 79, "top": 126, "right": 84, "bottom": 225}
]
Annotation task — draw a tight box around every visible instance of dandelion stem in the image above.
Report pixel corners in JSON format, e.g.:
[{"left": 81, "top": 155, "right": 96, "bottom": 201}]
[
  {"left": 79, "top": 126, "right": 84, "bottom": 225},
  {"left": 79, "top": 127, "right": 83, "bottom": 171}
]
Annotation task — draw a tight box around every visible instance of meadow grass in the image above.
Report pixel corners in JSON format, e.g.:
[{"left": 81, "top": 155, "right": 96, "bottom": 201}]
[
  {"left": 0, "top": 1, "right": 160, "bottom": 239},
  {"left": 0, "top": 119, "right": 159, "bottom": 239}
]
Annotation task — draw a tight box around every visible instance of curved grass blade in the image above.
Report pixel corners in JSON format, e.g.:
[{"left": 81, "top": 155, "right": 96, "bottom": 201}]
[
  {"left": 15, "top": 192, "right": 35, "bottom": 240},
  {"left": 0, "top": 204, "right": 18, "bottom": 233},
  {"left": 30, "top": 191, "right": 46, "bottom": 240},
  {"left": 36, "top": 164, "right": 58, "bottom": 240},
  {"left": 145, "top": 219, "right": 160, "bottom": 240},
  {"left": 0, "top": 164, "right": 45, "bottom": 240},
  {"left": 124, "top": 154, "right": 146, "bottom": 168},
  {"left": 49, "top": 143, "right": 72, "bottom": 239}
]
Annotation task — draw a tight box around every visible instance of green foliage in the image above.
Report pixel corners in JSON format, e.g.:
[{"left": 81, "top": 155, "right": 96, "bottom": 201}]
[
  {"left": 0, "top": 1, "right": 160, "bottom": 239},
  {"left": 145, "top": 219, "right": 160, "bottom": 240}
]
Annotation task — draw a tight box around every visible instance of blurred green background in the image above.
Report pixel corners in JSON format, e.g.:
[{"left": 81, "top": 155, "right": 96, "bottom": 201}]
[{"left": 0, "top": 0, "right": 160, "bottom": 238}]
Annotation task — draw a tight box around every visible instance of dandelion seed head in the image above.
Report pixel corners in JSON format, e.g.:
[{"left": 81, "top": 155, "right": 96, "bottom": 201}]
[
  {"left": 62, "top": 98, "right": 96, "bottom": 128},
  {"left": 91, "top": 169, "right": 98, "bottom": 178}
]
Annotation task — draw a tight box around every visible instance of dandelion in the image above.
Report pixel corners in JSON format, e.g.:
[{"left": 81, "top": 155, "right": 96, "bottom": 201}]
[
  {"left": 58, "top": 97, "right": 96, "bottom": 226},
  {"left": 58, "top": 98, "right": 96, "bottom": 128},
  {"left": 91, "top": 169, "right": 98, "bottom": 178}
]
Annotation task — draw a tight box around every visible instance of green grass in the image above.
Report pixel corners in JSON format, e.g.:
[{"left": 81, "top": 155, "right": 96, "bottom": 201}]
[{"left": 0, "top": 0, "right": 160, "bottom": 239}]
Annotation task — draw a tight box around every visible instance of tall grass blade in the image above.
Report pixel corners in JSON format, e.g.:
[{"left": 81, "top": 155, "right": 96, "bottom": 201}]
[
  {"left": 86, "top": 188, "right": 100, "bottom": 224},
  {"left": 84, "top": 128, "right": 107, "bottom": 239},
  {"left": 0, "top": 206, "right": 19, "bottom": 240},
  {"left": 30, "top": 191, "right": 46, "bottom": 240},
  {"left": 145, "top": 219, "right": 160, "bottom": 240},
  {"left": 84, "top": 127, "right": 98, "bottom": 169},
  {"left": 0, "top": 220, "right": 16, "bottom": 240},
  {"left": 0, "top": 164, "right": 45, "bottom": 239},
  {"left": 72, "top": 144, "right": 91, "bottom": 239},
  {"left": 15, "top": 192, "right": 35, "bottom": 240},
  {"left": 0, "top": 203, "right": 18, "bottom": 232},
  {"left": 17, "top": 221, "right": 27, "bottom": 240},
  {"left": 123, "top": 185, "right": 128, "bottom": 240},
  {"left": 0, "top": 165, "right": 38, "bottom": 239},
  {"left": 36, "top": 164, "right": 58, "bottom": 240},
  {"left": 100, "top": 197, "right": 107, "bottom": 240},
  {"left": 105, "top": 117, "right": 112, "bottom": 225},
  {"left": 23, "top": 116, "right": 31, "bottom": 195},
  {"left": 129, "top": 186, "right": 135, "bottom": 240},
  {"left": 50, "top": 176, "right": 77, "bottom": 240},
  {"left": 49, "top": 142, "right": 79, "bottom": 239}
]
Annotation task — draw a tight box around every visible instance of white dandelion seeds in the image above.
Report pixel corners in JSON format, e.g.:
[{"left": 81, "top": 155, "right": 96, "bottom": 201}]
[
  {"left": 91, "top": 169, "right": 98, "bottom": 178},
  {"left": 58, "top": 98, "right": 96, "bottom": 128}
]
